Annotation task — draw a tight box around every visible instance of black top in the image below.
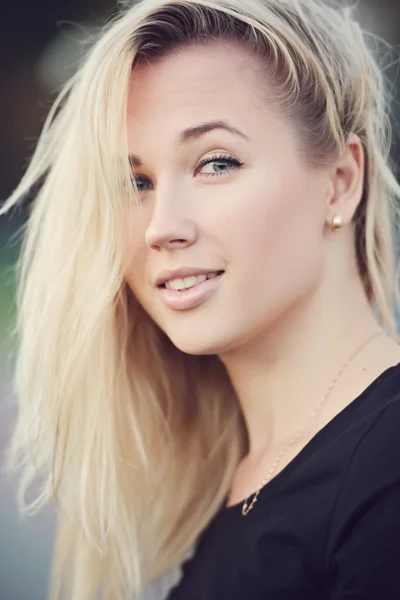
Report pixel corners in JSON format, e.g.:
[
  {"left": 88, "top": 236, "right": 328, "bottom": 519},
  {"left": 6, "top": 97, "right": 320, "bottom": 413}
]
[{"left": 167, "top": 363, "right": 400, "bottom": 599}]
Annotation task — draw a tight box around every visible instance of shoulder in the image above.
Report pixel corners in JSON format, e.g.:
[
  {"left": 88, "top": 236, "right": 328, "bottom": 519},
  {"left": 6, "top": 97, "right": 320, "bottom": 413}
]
[
  {"left": 343, "top": 390, "right": 400, "bottom": 492},
  {"left": 325, "top": 381, "right": 400, "bottom": 595},
  {"left": 331, "top": 372, "right": 400, "bottom": 519}
]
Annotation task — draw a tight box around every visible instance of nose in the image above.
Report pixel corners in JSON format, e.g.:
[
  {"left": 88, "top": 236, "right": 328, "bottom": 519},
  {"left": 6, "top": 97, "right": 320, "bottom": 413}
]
[{"left": 145, "top": 187, "right": 197, "bottom": 251}]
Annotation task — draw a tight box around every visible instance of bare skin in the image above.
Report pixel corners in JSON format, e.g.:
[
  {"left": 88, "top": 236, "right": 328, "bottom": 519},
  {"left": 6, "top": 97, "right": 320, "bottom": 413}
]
[{"left": 123, "top": 41, "right": 400, "bottom": 507}]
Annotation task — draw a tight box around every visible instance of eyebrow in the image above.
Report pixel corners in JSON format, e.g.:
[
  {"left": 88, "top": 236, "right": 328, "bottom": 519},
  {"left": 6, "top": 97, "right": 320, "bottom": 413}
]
[{"left": 128, "top": 119, "right": 249, "bottom": 168}]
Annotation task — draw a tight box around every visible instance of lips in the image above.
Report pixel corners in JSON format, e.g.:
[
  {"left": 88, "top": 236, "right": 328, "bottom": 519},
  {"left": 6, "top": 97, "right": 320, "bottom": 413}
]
[{"left": 157, "top": 270, "right": 225, "bottom": 311}]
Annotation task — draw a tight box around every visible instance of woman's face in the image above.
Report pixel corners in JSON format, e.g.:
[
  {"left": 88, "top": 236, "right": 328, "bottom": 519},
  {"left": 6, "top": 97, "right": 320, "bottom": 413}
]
[{"left": 124, "top": 41, "right": 331, "bottom": 356}]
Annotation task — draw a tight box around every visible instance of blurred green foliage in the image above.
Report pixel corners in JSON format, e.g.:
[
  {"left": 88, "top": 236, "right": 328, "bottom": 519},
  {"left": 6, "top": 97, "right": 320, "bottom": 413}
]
[{"left": 0, "top": 226, "right": 20, "bottom": 345}]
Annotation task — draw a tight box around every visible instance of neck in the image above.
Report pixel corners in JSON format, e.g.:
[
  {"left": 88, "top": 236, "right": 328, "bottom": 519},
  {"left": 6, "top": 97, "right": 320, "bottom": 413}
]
[{"left": 218, "top": 274, "right": 386, "bottom": 461}]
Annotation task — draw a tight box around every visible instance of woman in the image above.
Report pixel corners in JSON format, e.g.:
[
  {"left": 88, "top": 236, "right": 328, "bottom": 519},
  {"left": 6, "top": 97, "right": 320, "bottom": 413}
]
[{"left": 2, "top": 0, "right": 400, "bottom": 598}]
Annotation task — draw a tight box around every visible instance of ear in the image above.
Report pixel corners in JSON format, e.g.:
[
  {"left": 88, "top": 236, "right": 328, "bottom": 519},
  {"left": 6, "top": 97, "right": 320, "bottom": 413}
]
[{"left": 326, "top": 133, "right": 365, "bottom": 227}]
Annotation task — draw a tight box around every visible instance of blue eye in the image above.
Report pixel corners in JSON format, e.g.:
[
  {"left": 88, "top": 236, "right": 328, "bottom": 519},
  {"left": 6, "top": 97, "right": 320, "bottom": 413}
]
[
  {"left": 196, "top": 153, "right": 244, "bottom": 177},
  {"left": 131, "top": 176, "right": 153, "bottom": 193}
]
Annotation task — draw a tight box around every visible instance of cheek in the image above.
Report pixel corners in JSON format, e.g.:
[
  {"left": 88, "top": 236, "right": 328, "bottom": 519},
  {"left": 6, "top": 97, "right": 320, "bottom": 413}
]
[{"left": 229, "top": 177, "right": 324, "bottom": 302}]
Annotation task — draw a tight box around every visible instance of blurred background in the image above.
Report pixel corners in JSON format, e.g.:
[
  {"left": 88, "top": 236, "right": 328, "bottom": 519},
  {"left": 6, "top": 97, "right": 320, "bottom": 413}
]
[{"left": 0, "top": 1, "right": 400, "bottom": 598}]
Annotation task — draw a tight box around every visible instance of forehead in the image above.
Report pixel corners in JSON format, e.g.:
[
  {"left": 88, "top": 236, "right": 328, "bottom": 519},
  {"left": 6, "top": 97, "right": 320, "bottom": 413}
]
[{"left": 127, "top": 41, "right": 268, "bottom": 124}]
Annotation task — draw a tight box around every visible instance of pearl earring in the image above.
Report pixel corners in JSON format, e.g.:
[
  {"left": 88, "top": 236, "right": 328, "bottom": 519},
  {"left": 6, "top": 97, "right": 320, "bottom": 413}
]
[{"left": 331, "top": 214, "right": 343, "bottom": 232}]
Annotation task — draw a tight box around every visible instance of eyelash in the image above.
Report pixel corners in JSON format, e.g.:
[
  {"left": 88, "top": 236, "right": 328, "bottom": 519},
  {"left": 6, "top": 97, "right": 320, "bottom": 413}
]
[
  {"left": 195, "top": 153, "right": 244, "bottom": 177},
  {"left": 132, "top": 153, "right": 244, "bottom": 192}
]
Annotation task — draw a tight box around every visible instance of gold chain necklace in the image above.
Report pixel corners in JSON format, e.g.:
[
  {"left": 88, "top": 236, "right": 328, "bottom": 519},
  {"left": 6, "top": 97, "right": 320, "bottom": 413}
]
[{"left": 241, "top": 330, "right": 384, "bottom": 516}]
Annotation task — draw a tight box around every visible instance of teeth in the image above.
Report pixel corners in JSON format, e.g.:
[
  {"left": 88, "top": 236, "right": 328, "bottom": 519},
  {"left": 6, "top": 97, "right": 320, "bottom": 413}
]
[{"left": 165, "top": 272, "right": 219, "bottom": 291}]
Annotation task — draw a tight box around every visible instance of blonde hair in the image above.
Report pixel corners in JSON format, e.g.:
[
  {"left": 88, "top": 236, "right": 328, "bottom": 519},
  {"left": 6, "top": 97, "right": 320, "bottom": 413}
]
[{"left": 2, "top": 0, "right": 400, "bottom": 598}]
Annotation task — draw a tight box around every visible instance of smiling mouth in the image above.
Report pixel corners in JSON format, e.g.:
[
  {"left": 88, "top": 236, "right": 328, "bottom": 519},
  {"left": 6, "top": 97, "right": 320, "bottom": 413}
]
[{"left": 157, "top": 270, "right": 225, "bottom": 311}]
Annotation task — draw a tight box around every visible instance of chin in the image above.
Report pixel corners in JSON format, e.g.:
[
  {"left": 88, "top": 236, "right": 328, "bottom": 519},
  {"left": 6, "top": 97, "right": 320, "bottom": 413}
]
[
  {"left": 167, "top": 335, "right": 217, "bottom": 356},
  {"left": 165, "top": 327, "right": 238, "bottom": 357}
]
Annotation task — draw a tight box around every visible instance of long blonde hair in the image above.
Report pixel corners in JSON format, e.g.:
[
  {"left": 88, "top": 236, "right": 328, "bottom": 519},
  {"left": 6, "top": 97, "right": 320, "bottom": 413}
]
[{"left": 2, "top": 0, "right": 400, "bottom": 598}]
